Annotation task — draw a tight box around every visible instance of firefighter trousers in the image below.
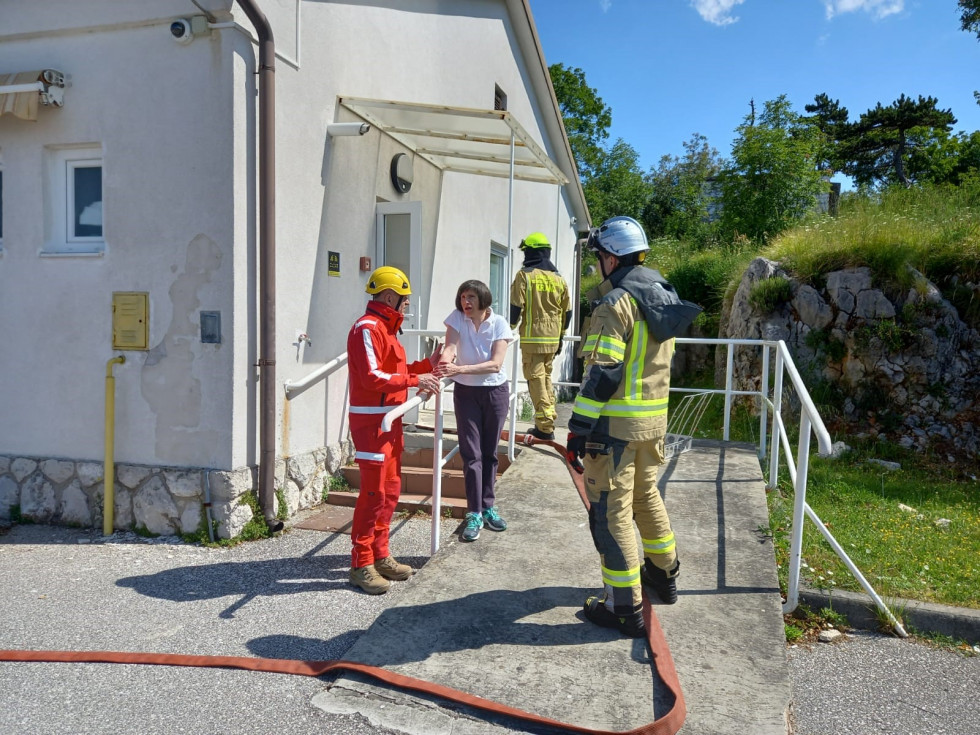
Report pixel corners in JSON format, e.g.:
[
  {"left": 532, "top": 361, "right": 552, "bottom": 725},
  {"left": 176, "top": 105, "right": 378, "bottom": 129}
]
[
  {"left": 521, "top": 352, "right": 556, "bottom": 434},
  {"left": 349, "top": 422, "right": 404, "bottom": 569},
  {"left": 584, "top": 435, "right": 677, "bottom": 614}
]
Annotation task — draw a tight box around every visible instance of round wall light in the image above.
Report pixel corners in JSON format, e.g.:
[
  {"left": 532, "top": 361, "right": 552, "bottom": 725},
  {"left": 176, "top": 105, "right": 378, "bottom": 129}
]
[{"left": 390, "top": 153, "right": 414, "bottom": 194}]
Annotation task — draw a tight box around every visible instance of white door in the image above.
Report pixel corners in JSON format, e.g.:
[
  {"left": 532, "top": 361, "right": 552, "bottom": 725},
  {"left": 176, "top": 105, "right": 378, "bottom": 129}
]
[
  {"left": 375, "top": 201, "right": 423, "bottom": 333},
  {"left": 376, "top": 202, "right": 424, "bottom": 424}
]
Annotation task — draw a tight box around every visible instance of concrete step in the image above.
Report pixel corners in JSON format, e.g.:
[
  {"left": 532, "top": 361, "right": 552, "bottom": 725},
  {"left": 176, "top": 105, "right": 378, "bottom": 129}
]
[
  {"left": 402, "top": 445, "right": 513, "bottom": 473},
  {"left": 324, "top": 488, "right": 469, "bottom": 519},
  {"left": 338, "top": 465, "right": 468, "bottom": 498}
]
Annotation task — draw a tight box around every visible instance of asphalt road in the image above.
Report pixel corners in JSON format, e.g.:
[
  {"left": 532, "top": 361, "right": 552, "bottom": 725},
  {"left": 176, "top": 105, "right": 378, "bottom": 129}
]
[{"left": 1, "top": 520, "right": 977, "bottom": 735}]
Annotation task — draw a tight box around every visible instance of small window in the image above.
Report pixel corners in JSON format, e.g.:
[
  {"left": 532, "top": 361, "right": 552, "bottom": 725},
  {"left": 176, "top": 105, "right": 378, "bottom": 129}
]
[
  {"left": 67, "top": 160, "right": 102, "bottom": 241},
  {"left": 489, "top": 243, "right": 508, "bottom": 315},
  {"left": 494, "top": 85, "right": 507, "bottom": 111},
  {"left": 43, "top": 145, "right": 104, "bottom": 254}
]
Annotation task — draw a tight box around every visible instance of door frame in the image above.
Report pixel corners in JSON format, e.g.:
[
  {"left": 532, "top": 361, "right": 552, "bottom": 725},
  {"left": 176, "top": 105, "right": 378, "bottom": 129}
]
[{"left": 375, "top": 201, "right": 423, "bottom": 330}]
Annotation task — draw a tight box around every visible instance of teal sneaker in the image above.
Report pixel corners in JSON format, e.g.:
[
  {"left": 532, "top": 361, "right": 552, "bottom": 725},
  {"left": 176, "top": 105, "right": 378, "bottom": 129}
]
[
  {"left": 482, "top": 506, "right": 507, "bottom": 532},
  {"left": 461, "top": 511, "right": 483, "bottom": 542}
]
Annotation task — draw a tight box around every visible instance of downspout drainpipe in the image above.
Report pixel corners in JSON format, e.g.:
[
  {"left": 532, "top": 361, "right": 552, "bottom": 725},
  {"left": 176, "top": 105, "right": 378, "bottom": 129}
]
[{"left": 236, "top": 0, "right": 282, "bottom": 530}]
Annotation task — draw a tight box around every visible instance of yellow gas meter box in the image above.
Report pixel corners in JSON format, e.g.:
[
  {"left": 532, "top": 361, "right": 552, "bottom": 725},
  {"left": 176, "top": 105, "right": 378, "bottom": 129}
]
[{"left": 112, "top": 292, "right": 149, "bottom": 350}]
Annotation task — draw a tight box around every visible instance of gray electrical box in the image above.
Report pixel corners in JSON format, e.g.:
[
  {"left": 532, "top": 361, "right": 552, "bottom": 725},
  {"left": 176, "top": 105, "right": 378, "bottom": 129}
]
[{"left": 200, "top": 311, "right": 221, "bottom": 343}]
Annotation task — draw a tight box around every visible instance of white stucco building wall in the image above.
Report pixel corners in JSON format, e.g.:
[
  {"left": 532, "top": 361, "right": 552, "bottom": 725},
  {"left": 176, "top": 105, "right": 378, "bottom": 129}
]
[{"left": 0, "top": 0, "right": 588, "bottom": 534}]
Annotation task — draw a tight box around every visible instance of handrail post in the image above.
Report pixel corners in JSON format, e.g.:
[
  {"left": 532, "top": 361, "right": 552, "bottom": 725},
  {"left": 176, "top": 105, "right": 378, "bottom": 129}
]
[
  {"left": 768, "top": 347, "right": 785, "bottom": 489},
  {"left": 783, "top": 413, "right": 813, "bottom": 614},
  {"left": 759, "top": 344, "right": 770, "bottom": 461},
  {"left": 431, "top": 383, "right": 444, "bottom": 554},
  {"left": 723, "top": 342, "right": 734, "bottom": 441},
  {"left": 507, "top": 336, "right": 519, "bottom": 461}
]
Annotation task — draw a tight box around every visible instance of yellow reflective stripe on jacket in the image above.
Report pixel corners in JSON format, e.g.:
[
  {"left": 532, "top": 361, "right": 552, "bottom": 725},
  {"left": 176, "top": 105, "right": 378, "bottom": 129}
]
[
  {"left": 599, "top": 398, "right": 668, "bottom": 417},
  {"left": 584, "top": 334, "right": 626, "bottom": 360},
  {"left": 643, "top": 532, "right": 676, "bottom": 555},
  {"left": 523, "top": 278, "right": 534, "bottom": 338},
  {"left": 625, "top": 312, "right": 648, "bottom": 401},
  {"left": 573, "top": 394, "right": 603, "bottom": 418},
  {"left": 601, "top": 564, "right": 641, "bottom": 588},
  {"left": 521, "top": 335, "right": 561, "bottom": 345}
]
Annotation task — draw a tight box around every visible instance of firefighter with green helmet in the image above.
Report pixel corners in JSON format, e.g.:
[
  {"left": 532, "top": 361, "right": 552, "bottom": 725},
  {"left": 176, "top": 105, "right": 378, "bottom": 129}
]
[
  {"left": 565, "top": 216, "right": 701, "bottom": 637},
  {"left": 509, "top": 232, "right": 571, "bottom": 441}
]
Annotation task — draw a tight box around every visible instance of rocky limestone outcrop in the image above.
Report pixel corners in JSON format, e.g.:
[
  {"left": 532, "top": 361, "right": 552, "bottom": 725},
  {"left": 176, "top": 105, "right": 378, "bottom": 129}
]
[{"left": 719, "top": 257, "right": 979, "bottom": 460}]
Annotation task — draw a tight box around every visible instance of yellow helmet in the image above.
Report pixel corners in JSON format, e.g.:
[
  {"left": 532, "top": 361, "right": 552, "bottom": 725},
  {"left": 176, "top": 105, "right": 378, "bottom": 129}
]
[
  {"left": 365, "top": 266, "right": 411, "bottom": 295},
  {"left": 520, "top": 232, "right": 551, "bottom": 250}
]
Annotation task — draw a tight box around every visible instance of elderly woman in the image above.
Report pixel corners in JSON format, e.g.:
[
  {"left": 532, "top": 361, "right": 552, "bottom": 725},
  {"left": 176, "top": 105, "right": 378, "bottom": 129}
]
[{"left": 438, "top": 280, "right": 514, "bottom": 542}]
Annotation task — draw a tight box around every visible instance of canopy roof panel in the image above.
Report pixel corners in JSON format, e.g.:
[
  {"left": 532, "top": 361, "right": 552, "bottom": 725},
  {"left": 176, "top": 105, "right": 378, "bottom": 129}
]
[{"left": 339, "top": 97, "right": 568, "bottom": 186}]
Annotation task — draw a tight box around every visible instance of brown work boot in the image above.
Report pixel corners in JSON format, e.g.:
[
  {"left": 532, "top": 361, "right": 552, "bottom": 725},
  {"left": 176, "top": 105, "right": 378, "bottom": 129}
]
[
  {"left": 375, "top": 555, "right": 415, "bottom": 581},
  {"left": 349, "top": 564, "right": 390, "bottom": 595}
]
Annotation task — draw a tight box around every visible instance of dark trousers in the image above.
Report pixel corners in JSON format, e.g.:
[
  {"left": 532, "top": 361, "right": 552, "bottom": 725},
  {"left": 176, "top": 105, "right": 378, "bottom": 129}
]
[{"left": 453, "top": 382, "right": 509, "bottom": 513}]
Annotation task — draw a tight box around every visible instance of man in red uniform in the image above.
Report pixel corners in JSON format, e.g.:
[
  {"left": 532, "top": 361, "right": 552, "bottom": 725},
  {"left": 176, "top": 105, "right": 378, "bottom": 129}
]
[{"left": 347, "top": 266, "right": 442, "bottom": 595}]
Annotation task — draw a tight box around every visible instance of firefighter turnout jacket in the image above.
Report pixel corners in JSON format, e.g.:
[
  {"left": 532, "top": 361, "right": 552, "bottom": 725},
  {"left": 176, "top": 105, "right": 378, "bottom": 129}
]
[
  {"left": 569, "top": 265, "right": 702, "bottom": 441},
  {"left": 509, "top": 265, "right": 571, "bottom": 354}
]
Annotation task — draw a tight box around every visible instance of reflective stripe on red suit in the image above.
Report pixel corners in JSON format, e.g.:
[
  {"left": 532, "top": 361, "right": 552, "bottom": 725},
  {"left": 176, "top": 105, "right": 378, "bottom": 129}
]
[{"left": 346, "top": 300, "right": 433, "bottom": 568}]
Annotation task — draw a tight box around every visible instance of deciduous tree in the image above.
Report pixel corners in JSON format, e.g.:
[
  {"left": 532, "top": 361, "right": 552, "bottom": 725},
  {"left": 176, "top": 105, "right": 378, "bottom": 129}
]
[
  {"left": 717, "top": 96, "right": 826, "bottom": 242},
  {"left": 583, "top": 139, "right": 652, "bottom": 226},
  {"left": 642, "top": 133, "right": 723, "bottom": 246},
  {"left": 549, "top": 63, "right": 611, "bottom": 181}
]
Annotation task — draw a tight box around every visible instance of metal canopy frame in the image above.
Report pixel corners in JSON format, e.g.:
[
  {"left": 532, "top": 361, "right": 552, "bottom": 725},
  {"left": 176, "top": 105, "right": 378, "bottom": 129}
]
[
  {"left": 339, "top": 96, "right": 572, "bottom": 462},
  {"left": 339, "top": 96, "right": 568, "bottom": 186}
]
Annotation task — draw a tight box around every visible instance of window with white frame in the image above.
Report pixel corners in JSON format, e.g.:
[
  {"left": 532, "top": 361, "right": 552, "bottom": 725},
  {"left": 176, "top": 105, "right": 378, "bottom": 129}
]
[
  {"left": 489, "top": 242, "right": 508, "bottom": 316},
  {"left": 44, "top": 145, "right": 104, "bottom": 254}
]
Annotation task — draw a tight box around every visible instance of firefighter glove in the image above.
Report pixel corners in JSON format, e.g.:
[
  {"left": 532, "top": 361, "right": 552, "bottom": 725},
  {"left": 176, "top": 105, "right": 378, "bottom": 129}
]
[{"left": 565, "top": 432, "right": 586, "bottom": 474}]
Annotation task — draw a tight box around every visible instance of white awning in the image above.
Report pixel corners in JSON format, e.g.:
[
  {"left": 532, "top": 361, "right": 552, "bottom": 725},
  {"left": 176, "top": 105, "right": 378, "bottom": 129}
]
[
  {"left": 0, "top": 69, "right": 66, "bottom": 121},
  {"left": 338, "top": 96, "right": 569, "bottom": 186}
]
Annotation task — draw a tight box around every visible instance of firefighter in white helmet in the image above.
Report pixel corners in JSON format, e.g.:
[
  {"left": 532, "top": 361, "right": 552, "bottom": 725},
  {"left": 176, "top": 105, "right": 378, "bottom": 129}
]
[{"left": 566, "top": 216, "right": 701, "bottom": 636}]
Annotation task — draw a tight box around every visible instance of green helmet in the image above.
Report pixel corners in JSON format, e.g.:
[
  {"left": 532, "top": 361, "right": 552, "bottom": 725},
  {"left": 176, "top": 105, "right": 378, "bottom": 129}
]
[{"left": 519, "top": 232, "right": 550, "bottom": 250}]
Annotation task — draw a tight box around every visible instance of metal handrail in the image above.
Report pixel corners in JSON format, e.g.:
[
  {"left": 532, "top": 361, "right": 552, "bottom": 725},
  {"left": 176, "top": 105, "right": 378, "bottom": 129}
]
[
  {"left": 670, "top": 337, "right": 904, "bottom": 635},
  {"left": 283, "top": 353, "right": 348, "bottom": 398}
]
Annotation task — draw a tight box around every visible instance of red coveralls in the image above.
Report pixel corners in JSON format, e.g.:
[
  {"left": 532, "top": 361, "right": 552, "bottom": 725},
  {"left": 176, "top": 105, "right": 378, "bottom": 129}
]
[{"left": 346, "top": 301, "right": 434, "bottom": 569}]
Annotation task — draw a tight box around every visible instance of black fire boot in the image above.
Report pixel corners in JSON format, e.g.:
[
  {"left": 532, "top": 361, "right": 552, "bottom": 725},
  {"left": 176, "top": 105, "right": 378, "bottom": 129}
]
[
  {"left": 528, "top": 427, "right": 555, "bottom": 442},
  {"left": 641, "top": 558, "right": 680, "bottom": 604},
  {"left": 583, "top": 596, "right": 646, "bottom": 638}
]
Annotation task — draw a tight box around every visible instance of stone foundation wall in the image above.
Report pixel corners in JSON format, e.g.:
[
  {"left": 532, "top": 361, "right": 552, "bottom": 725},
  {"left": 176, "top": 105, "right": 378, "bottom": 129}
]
[{"left": 0, "top": 439, "right": 354, "bottom": 539}]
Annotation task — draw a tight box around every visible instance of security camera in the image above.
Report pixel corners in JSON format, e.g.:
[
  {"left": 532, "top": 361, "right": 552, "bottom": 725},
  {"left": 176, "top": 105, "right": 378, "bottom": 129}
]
[
  {"left": 170, "top": 18, "right": 193, "bottom": 44},
  {"left": 570, "top": 216, "right": 578, "bottom": 226}
]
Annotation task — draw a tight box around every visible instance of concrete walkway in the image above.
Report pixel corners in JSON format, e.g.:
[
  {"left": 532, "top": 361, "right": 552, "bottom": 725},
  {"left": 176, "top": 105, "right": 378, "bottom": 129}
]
[{"left": 313, "top": 438, "right": 791, "bottom": 734}]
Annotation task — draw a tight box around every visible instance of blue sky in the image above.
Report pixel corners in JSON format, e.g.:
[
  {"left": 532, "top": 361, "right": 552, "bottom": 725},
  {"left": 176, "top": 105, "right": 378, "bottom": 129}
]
[{"left": 528, "top": 0, "right": 980, "bottom": 185}]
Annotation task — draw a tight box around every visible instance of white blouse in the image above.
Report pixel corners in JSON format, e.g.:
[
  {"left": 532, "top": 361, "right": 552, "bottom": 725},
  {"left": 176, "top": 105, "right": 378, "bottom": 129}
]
[{"left": 444, "top": 307, "right": 514, "bottom": 387}]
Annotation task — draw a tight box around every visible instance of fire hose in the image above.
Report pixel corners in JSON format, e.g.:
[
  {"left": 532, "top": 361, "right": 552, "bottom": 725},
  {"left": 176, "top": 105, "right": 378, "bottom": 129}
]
[{"left": 0, "top": 433, "right": 685, "bottom": 735}]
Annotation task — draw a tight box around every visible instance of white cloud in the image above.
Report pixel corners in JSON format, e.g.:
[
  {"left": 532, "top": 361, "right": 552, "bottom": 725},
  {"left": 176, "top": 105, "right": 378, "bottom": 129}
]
[
  {"left": 690, "top": 0, "right": 746, "bottom": 26},
  {"left": 822, "top": 0, "right": 904, "bottom": 21},
  {"left": 600, "top": 0, "right": 612, "bottom": 12}
]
